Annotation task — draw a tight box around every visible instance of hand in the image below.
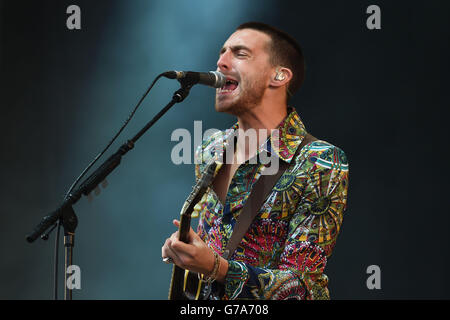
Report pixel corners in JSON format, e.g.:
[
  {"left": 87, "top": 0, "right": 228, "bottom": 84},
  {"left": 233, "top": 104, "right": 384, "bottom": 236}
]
[{"left": 161, "top": 219, "right": 215, "bottom": 276}]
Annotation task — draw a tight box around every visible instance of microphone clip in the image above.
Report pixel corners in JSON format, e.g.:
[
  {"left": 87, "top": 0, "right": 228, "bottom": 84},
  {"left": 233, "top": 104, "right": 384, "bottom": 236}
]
[{"left": 173, "top": 79, "right": 193, "bottom": 103}]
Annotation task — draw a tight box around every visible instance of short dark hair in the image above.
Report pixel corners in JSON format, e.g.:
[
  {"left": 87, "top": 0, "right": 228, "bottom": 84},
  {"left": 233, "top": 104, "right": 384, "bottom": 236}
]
[{"left": 236, "top": 22, "right": 305, "bottom": 100}]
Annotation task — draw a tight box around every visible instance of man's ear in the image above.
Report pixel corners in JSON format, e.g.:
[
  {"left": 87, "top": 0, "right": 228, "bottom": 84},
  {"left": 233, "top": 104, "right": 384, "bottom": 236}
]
[{"left": 269, "top": 66, "right": 293, "bottom": 88}]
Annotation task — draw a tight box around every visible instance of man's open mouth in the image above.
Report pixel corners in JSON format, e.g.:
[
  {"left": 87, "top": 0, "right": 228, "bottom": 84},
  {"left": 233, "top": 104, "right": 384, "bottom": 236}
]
[{"left": 218, "top": 78, "right": 239, "bottom": 93}]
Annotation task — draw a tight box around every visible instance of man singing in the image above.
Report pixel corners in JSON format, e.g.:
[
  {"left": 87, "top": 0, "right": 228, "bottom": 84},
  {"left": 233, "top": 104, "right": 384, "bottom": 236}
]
[{"left": 161, "top": 22, "right": 349, "bottom": 300}]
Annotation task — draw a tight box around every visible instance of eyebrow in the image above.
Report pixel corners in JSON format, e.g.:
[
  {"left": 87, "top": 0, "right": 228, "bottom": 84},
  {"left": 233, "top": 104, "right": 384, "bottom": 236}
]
[{"left": 219, "top": 45, "right": 252, "bottom": 55}]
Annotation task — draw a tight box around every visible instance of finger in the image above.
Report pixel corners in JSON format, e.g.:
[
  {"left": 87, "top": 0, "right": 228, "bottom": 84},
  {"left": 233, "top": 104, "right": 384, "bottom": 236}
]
[
  {"left": 172, "top": 221, "right": 194, "bottom": 243},
  {"left": 162, "top": 239, "right": 178, "bottom": 258},
  {"left": 174, "top": 220, "right": 198, "bottom": 242},
  {"left": 188, "top": 226, "right": 199, "bottom": 238},
  {"left": 188, "top": 227, "right": 204, "bottom": 246},
  {"left": 165, "top": 239, "right": 183, "bottom": 265},
  {"left": 170, "top": 238, "right": 194, "bottom": 256},
  {"left": 161, "top": 238, "right": 173, "bottom": 259},
  {"left": 169, "top": 230, "right": 179, "bottom": 242}
]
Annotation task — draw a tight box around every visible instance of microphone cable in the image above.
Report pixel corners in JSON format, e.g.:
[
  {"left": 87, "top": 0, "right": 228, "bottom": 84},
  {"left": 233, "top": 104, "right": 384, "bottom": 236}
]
[{"left": 52, "top": 72, "right": 166, "bottom": 299}]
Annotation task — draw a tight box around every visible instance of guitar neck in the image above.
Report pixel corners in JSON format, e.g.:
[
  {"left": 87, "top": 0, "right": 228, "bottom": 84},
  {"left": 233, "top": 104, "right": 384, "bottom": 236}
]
[
  {"left": 168, "top": 160, "right": 217, "bottom": 300},
  {"left": 178, "top": 213, "right": 192, "bottom": 243}
]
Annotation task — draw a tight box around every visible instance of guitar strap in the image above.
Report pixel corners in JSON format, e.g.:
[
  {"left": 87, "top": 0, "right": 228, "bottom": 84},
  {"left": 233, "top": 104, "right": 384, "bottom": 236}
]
[{"left": 222, "top": 133, "right": 317, "bottom": 260}]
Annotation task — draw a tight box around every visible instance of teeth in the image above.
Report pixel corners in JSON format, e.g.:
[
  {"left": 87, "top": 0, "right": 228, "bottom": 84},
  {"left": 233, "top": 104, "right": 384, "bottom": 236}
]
[{"left": 218, "top": 78, "right": 238, "bottom": 93}]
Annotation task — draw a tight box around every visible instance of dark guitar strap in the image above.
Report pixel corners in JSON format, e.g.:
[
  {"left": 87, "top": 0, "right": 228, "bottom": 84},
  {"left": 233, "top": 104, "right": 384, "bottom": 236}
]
[{"left": 222, "top": 133, "right": 317, "bottom": 260}]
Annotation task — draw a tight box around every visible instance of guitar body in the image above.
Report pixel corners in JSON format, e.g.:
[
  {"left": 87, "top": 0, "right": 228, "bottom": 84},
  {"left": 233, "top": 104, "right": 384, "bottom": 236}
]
[
  {"left": 168, "top": 265, "right": 191, "bottom": 300},
  {"left": 169, "top": 266, "right": 216, "bottom": 300}
]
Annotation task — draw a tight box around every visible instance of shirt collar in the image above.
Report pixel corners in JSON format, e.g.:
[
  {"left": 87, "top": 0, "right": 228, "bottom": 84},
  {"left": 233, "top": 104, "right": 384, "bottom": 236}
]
[{"left": 225, "top": 107, "right": 308, "bottom": 164}]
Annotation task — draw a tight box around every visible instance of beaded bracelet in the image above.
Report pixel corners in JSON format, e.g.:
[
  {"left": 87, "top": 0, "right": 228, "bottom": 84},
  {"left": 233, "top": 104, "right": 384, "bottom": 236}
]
[{"left": 203, "top": 251, "right": 220, "bottom": 284}]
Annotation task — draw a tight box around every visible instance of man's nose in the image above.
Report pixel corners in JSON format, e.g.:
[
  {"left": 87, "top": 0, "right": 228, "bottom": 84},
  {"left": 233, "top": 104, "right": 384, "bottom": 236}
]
[{"left": 216, "top": 51, "right": 231, "bottom": 72}]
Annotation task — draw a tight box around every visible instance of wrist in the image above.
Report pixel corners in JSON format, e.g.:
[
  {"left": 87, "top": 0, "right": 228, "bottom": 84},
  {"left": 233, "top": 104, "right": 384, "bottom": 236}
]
[
  {"left": 205, "top": 249, "right": 216, "bottom": 276},
  {"left": 215, "top": 256, "right": 229, "bottom": 284},
  {"left": 203, "top": 250, "right": 220, "bottom": 283},
  {"left": 202, "top": 251, "right": 229, "bottom": 284}
]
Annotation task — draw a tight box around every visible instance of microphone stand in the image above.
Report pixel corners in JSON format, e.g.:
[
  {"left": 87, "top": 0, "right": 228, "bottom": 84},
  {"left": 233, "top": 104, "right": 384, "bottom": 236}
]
[{"left": 26, "top": 79, "right": 194, "bottom": 300}]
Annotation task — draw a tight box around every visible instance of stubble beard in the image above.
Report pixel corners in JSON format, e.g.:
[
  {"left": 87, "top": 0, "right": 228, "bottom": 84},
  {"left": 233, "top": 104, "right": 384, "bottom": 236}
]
[{"left": 215, "top": 75, "right": 267, "bottom": 116}]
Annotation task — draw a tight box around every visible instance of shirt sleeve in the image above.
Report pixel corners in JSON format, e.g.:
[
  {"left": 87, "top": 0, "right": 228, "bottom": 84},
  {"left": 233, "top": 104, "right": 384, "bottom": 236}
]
[{"left": 222, "top": 145, "right": 349, "bottom": 300}]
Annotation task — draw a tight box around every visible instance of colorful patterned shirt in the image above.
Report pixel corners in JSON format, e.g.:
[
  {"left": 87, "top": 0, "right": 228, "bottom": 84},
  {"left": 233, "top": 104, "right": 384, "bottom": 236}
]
[{"left": 193, "top": 108, "right": 349, "bottom": 300}]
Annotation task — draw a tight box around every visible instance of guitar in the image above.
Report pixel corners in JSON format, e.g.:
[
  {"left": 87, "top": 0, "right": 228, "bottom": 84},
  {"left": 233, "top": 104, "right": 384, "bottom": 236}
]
[{"left": 168, "top": 160, "right": 219, "bottom": 300}]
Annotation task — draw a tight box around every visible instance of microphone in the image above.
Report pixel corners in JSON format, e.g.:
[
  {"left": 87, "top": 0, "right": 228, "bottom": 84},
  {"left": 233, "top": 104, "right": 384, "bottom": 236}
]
[{"left": 162, "top": 71, "right": 226, "bottom": 88}]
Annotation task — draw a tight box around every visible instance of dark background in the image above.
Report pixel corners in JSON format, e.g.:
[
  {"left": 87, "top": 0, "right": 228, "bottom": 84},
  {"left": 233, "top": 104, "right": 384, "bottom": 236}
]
[{"left": 1, "top": 0, "right": 449, "bottom": 299}]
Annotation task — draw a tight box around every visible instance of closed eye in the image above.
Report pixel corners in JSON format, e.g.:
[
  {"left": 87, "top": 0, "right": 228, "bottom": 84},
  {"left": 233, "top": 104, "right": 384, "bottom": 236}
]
[{"left": 219, "top": 45, "right": 252, "bottom": 58}]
